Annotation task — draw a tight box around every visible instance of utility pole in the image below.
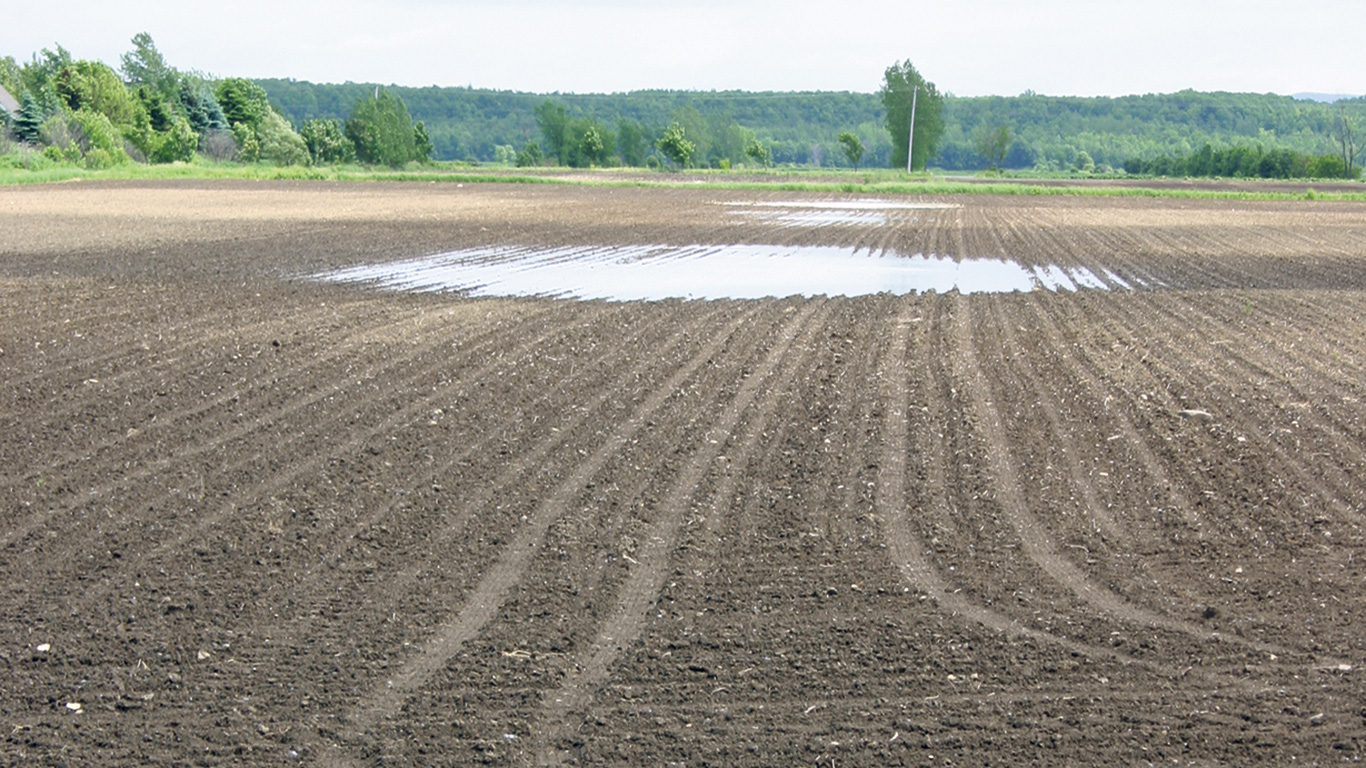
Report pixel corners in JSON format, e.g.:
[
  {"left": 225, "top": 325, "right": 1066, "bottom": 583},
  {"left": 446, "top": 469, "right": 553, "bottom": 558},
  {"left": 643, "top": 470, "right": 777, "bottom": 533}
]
[{"left": 906, "top": 84, "right": 919, "bottom": 174}]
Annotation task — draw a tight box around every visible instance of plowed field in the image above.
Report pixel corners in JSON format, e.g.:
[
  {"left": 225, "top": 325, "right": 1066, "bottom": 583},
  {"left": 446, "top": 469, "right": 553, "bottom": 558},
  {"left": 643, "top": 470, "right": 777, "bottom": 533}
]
[{"left": 3, "top": 180, "right": 1366, "bottom": 766}]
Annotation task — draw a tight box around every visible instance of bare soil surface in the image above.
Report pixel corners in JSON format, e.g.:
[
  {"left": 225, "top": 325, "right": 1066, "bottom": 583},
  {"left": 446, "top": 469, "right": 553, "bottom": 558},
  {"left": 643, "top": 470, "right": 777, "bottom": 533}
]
[{"left": 3, "top": 180, "right": 1366, "bottom": 766}]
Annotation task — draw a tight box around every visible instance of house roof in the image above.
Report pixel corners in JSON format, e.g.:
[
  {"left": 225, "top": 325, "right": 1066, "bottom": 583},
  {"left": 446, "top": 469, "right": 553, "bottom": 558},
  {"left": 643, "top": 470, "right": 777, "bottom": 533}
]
[{"left": 0, "top": 85, "right": 19, "bottom": 117}]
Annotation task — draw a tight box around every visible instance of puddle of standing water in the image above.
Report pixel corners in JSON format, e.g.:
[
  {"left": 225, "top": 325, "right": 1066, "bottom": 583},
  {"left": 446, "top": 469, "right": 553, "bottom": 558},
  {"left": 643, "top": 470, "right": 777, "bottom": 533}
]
[
  {"left": 314, "top": 244, "right": 1127, "bottom": 301},
  {"left": 723, "top": 200, "right": 961, "bottom": 228}
]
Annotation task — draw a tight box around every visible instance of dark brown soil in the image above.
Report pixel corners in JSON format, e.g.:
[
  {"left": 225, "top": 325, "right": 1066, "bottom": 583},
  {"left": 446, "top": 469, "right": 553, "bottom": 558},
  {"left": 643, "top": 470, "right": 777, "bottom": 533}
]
[{"left": 3, "top": 180, "right": 1365, "bottom": 766}]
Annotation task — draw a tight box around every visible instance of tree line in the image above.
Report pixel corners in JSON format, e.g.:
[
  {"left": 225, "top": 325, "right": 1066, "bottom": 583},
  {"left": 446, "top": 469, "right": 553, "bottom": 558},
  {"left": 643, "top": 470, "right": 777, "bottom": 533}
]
[
  {"left": 256, "top": 76, "right": 1363, "bottom": 179},
  {"left": 1, "top": 35, "right": 432, "bottom": 170},
  {"left": 4, "top": 37, "right": 1362, "bottom": 179}
]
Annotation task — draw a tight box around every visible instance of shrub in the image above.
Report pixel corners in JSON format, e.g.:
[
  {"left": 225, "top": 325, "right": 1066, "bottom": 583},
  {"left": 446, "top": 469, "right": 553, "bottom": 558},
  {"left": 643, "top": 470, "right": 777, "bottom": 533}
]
[
  {"left": 300, "top": 118, "right": 354, "bottom": 164},
  {"left": 150, "top": 117, "right": 197, "bottom": 163},
  {"left": 232, "top": 122, "right": 260, "bottom": 163},
  {"left": 514, "top": 141, "right": 542, "bottom": 167},
  {"left": 1308, "top": 153, "right": 1346, "bottom": 179},
  {"left": 71, "top": 109, "right": 129, "bottom": 164},
  {"left": 256, "top": 110, "right": 307, "bottom": 165},
  {"left": 84, "top": 147, "right": 116, "bottom": 169}
]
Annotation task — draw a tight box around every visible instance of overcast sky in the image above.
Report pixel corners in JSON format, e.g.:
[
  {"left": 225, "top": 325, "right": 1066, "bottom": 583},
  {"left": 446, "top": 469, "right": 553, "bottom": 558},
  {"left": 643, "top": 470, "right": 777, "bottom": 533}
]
[{"left": 3, "top": 0, "right": 1362, "bottom": 97}]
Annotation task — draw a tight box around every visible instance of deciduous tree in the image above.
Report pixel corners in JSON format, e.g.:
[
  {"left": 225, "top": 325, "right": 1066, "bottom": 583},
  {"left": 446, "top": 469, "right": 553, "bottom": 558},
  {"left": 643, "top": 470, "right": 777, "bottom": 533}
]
[
  {"left": 1332, "top": 106, "right": 1358, "bottom": 179},
  {"left": 880, "top": 60, "right": 943, "bottom": 171},
  {"left": 301, "top": 118, "right": 354, "bottom": 164},
  {"left": 214, "top": 78, "right": 270, "bottom": 132},
  {"left": 973, "top": 123, "right": 1011, "bottom": 170},
  {"left": 744, "top": 138, "right": 770, "bottom": 168},
  {"left": 838, "top": 131, "right": 864, "bottom": 169},
  {"left": 656, "top": 122, "right": 694, "bottom": 169},
  {"left": 345, "top": 87, "right": 421, "bottom": 166},
  {"left": 413, "top": 121, "right": 433, "bottom": 162},
  {"left": 120, "top": 33, "right": 176, "bottom": 97}
]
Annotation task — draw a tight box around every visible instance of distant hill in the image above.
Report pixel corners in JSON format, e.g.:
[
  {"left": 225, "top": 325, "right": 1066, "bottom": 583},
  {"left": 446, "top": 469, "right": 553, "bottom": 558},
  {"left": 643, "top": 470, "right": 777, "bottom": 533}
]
[
  {"left": 1293, "top": 93, "right": 1362, "bottom": 103},
  {"left": 256, "top": 79, "right": 1366, "bottom": 172}
]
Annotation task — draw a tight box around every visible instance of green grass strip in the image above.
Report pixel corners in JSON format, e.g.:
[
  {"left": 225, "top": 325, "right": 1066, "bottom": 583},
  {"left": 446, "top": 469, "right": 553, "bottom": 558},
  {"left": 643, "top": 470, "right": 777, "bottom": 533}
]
[{"left": 2, "top": 161, "right": 1364, "bottom": 202}]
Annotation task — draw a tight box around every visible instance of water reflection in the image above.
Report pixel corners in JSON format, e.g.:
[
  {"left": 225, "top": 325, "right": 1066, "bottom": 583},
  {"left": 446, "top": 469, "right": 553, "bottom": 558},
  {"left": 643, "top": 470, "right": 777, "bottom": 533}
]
[{"left": 315, "top": 244, "right": 1130, "bottom": 302}]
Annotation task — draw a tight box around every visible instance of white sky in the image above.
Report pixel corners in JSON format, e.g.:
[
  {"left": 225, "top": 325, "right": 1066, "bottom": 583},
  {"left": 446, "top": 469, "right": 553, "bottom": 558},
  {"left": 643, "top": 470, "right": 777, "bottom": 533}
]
[{"left": 3, "top": 0, "right": 1362, "bottom": 97}]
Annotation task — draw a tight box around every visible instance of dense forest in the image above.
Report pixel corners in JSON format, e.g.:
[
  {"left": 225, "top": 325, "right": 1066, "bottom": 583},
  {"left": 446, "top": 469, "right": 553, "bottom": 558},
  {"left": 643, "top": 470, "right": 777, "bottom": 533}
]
[
  {"left": 259, "top": 78, "right": 1364, "bottom": 176},
  {"left": 255, "top": 80, "right": 891, "bottom": 169}
]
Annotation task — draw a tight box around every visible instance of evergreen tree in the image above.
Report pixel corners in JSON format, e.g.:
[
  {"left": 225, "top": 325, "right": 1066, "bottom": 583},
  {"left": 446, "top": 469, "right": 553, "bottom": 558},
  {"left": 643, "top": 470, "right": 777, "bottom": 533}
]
[
  {"left": 12, "top": 90, "right": 45, "bottom": 143},
  {"left": 177, "top": 79, "right": 227, "bottom": 136}
]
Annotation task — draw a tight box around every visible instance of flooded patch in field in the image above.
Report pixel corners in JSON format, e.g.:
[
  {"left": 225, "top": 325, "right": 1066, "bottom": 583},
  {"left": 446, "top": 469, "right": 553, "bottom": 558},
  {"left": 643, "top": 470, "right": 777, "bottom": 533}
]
[
  {"left": 723, "top": 200, "right": 960, "bottom": 228},
  {"left": 315, "top": 244, "right": 1131, "bottom": 301}
]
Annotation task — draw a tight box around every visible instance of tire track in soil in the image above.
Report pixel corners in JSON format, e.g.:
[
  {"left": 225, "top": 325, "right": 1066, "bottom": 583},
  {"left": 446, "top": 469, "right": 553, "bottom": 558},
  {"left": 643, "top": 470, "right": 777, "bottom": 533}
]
[
  {"left": 873, "top": 298, "right": 1204, "bottom": 681},
  {"left": 531, "top": 300, "right": 832, "bottom": 766},
  {"left": 983, "top": 297, "right": 1128, "bottom": 545},
  {"left": 324, "top": 304, "right": 765, "bottom": 762},
  {"left": 0, "top": 301, "right": 564, "bottom": 559},
  {"left": 1024, "top": 293, "right": 1364, "bottom": 660},
  {"left": 949, "top": 294, "right": 1285, "bottom": 655},
  {"left": 257, "top": 302, "right": 731, "bottom": 650}
]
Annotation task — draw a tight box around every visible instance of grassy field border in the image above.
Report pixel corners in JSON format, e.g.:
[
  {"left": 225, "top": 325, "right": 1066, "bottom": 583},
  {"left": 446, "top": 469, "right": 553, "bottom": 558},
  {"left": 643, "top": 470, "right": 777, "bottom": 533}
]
[{"left": 3, "top": 161, "right": 1365, "bottom": 202}]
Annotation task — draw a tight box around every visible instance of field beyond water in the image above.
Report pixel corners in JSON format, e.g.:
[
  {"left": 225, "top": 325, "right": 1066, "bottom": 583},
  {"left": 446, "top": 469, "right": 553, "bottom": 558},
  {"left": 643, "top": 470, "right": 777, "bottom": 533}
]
[{"left": 3, "top": 180, "right": 1365, "bottom": 765}]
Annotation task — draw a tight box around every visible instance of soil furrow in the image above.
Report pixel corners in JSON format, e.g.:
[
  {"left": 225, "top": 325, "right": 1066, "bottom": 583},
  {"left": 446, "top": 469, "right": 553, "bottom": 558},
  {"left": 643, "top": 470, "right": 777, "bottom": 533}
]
[
  {"left": 0, "top": 297, "right": 447, "bottom": 487},
  {"left": 0, "top": 301, "right": 567, "bottom": 560},
  {"left": 255, "top": 302, "right": 735, "bottom": 653},
  {"left": 875, "top": 297, "right": 1209, "bottom": 680},
  {"left": 532, "top": 300, "right": 833, "bottom": 765},
  {"left": 1022, "top": 292, "right": 1203, "bottom": 534},
  {"left": 330, "top": 303, "right": 763, "bottom": 753},
  {"left": 986, "top": 297, "right": 1127, "bottom": 543},
  {"left": 1107, "top": 289, "right": 1362, "bottom": 531},
  {"left": 951, "top": 294, "right": 1278, "bottom": 653}
]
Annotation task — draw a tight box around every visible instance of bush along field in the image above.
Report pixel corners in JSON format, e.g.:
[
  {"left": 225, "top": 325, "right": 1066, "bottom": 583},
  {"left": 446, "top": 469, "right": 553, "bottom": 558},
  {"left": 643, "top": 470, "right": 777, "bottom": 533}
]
[{"left": 0, "top": 34, "right": 431, "bottom": 176}]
